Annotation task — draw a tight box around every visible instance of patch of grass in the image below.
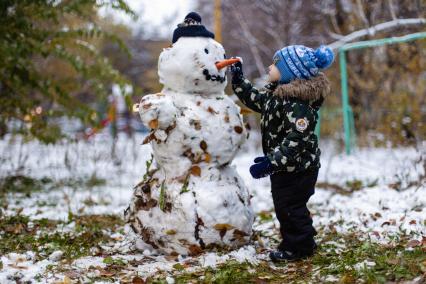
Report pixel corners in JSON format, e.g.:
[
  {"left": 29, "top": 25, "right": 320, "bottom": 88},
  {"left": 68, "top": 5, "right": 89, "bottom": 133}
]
[
  {"left": 151, "top": 259, "right": 310, "bottom": 284},
  {"left": 153, "top": 230, "right": 425, "bottom": 284},
  {"left": 103, "top": 256, "right": 127, "bottom": 266},
  {"left": 0, "top": 174, "right": 106, "bottom": 197},
  {"left": 1, "top": 212, "right": 424, "bottom": 283},
  {"left": 0, "top": 175, "right": 53, "bottom": 195},
  {"left": 345, "top": 179, "right": 363, "bottom": 191},
  {"left": 163, "top": 261, "right": 256, "bottom": 284},
  {"left": 344, "top": 178, "right": 378, "bottom": 191},
  {"left": 257, "top": 210, "right": 273, "bottom": 223},
  {"left": 85, "top": 174, "right": 107, "bottom": 188},
  {"left": 35, "top": 199, "right": 58, "bottom": 207},
  {"left": 0, "top": 213, "right": 124, "bottom": 261},
  {"left": 0, "top": 214, "right": 58, "bottom": 254},
  {"left": 73, "top": 214, "right": 124, "bottom": 233},
  {"left": 311, "top": 230, "right": 425, "bottom": 283},
  {"left": 52, "top": 174, "right": 106, "bottom": 190}
]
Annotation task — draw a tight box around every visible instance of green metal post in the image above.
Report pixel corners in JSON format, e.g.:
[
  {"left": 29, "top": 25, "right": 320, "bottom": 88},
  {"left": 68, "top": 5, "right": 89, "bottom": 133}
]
[
  {"left": 349, "top": 106, "right": 357, "bottom": 148},
  {"left": 339, "top": 49, "right": 352, "bottom": 154},
  {"left": 340, "top": 32, "right": 426, "bottom": 52},
  {"left": 336, "top": 32, "right": 426, "bottom": 155}
]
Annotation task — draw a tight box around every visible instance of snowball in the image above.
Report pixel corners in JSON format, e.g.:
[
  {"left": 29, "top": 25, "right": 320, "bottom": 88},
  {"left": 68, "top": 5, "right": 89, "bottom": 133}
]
[{"left": 48, "top": 251, "right": 63, "bottom": 261}]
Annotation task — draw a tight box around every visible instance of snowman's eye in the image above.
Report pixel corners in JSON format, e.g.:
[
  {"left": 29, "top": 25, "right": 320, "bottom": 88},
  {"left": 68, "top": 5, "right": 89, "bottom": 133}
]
[{"left": 204, "top": 48, "right": 209, "bottom": 54}]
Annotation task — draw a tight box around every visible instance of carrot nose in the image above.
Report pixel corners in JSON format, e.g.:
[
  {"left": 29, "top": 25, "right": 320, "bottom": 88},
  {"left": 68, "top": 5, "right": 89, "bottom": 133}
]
[{"left": 215, "top": 58, "right": 241, "bottom": 70}]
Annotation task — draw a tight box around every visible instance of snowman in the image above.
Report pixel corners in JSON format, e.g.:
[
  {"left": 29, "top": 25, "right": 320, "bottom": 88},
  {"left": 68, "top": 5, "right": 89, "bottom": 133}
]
[{"left": 125, "top": 12, "right": 254, "bottom": 256}]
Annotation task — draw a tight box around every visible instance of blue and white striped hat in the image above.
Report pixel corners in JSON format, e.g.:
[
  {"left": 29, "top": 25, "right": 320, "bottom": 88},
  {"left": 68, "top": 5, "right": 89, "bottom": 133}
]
[{"left": 273, "top": 45, "right": 334, "bottom": 84}]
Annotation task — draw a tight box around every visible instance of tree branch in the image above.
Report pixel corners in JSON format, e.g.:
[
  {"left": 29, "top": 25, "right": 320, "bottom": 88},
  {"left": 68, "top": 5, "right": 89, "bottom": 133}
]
[{"left": 328, "top": 18, "right": 426, "bottom": 50}]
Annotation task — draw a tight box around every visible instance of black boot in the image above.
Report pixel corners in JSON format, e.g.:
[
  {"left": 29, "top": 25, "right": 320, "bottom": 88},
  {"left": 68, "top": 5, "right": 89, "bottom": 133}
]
[{"left": 269, "top": 243, "right": 317, "bottom": 262}]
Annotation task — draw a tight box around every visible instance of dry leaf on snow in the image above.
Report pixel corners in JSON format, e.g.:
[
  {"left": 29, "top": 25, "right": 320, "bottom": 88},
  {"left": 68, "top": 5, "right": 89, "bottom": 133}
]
[
  {"left": 190, "top": 165, "right": 201, "bottom": 176},
  {"left": 149, "top": 119, "right": 159, "bottom": 129}
]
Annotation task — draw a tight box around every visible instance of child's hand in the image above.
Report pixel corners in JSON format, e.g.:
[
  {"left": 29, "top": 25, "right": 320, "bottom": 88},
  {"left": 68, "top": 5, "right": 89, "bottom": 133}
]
[
  {"left": 230, "top": 58, "right": 244, "bottom": 84},
  {"left": 250, "top": 156, "right": 273, "bottom": 179}
]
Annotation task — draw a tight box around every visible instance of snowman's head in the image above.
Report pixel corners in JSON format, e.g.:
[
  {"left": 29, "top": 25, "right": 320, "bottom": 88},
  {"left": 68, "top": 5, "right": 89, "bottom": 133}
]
[{"left": 158, "top": 37, "right": 229, "bottom": 94}]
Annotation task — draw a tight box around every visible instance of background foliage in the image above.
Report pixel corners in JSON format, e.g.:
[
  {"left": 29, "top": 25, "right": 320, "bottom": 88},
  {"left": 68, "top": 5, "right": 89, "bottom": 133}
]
[
  {"left": 0, "top": 0, "right": 136, "bottom": 143},
  {"left": 0, "top": 0, "right": 425, "bottom": 147}
]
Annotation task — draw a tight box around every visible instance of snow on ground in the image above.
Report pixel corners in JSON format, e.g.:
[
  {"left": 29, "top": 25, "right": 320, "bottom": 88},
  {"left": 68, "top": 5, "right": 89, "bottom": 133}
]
[{"left": 0, "top": 133, "right": 425, "bottom": 282}]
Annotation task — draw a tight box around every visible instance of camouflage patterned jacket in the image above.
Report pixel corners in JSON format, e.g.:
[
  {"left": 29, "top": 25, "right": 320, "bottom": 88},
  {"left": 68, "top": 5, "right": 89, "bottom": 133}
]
[{"left": 232, "top": 73, "right": 331, "bottom": 173}]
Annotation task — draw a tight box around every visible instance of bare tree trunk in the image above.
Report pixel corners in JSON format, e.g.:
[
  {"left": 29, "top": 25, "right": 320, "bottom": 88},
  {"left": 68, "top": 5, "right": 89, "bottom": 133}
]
[{"left": 228, "top": 3, "right": 266, "bottom": 76}]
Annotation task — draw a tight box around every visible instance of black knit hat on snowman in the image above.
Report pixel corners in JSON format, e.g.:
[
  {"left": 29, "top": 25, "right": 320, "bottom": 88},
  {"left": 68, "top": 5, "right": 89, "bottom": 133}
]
[{"left": 172, "top": 12, "right": 215, "bottom": 44}]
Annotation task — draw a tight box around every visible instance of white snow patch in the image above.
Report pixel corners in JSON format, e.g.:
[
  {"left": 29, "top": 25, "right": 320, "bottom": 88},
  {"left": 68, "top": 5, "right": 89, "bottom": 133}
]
[{"left": 0, "top": 135, "right": 424, "bottom": 282}]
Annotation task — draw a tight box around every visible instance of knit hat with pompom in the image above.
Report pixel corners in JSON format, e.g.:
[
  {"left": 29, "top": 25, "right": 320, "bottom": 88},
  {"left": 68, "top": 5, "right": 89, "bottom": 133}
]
[
  {"left": 273, "top": 45, "right": 334, "bottom": 84},
  {"left": 172, "top": 12, "right": 214, "bottom": 44}
]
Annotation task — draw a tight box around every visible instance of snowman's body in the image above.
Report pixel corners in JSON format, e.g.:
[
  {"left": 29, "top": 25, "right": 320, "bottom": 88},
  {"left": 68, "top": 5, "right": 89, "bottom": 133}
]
[{"left": 125, "top": 37, "right": 254, "bottom": 256}]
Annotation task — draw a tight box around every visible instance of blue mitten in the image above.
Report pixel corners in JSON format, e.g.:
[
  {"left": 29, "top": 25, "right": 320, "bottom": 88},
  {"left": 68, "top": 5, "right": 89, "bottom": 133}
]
[{"left": 249, "top": 156, "right": 273, "bottom": 179}]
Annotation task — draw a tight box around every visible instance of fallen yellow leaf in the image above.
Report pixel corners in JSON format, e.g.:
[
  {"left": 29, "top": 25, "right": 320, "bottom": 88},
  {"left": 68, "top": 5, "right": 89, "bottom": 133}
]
[
  {"left": 190, "top": 165, "right": 201, "bottom": 177},
  {"left": 148, "top": 119, "right": 159, "bottom": 129}
]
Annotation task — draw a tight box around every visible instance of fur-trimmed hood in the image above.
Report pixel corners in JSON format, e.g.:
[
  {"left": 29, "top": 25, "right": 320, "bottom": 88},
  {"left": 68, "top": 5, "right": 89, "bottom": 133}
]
[{"left": 272, "top": 72, "right": 331, "bottom": 103}]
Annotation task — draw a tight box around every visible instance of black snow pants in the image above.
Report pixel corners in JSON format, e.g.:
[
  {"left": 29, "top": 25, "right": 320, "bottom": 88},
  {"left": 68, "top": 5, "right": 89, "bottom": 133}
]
[{"left": 270, "top": 168, "right": 319, "bottom": 253}]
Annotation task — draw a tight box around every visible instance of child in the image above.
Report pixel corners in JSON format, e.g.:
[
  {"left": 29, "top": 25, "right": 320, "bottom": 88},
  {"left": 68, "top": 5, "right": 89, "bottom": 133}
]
[{"left": 230, "top": 45, "right": 333, "bottom": 261}]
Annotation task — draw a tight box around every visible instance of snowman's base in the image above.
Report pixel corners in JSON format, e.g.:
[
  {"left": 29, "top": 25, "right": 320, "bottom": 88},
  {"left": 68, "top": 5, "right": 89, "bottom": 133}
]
[
  {"left": 132, "top": 233, "right": 254, "bottom": 258},
  {"left": 125, "top": 165, "right": 254, "bottom": 256}
]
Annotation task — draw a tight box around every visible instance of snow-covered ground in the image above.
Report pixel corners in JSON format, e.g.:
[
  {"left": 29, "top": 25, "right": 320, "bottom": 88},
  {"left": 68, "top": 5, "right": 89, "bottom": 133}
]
[{"left": 0, "top": 133, "right": 425, "bottom": 283}]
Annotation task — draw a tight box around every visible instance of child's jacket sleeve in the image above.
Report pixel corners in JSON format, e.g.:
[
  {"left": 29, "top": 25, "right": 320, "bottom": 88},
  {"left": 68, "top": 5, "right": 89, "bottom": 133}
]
[
  {"left": 232, "top": 78, "right": 270, "bottom": 113},
  {"left": 266, "top": 102, "right": 319, "bottom": 173}
]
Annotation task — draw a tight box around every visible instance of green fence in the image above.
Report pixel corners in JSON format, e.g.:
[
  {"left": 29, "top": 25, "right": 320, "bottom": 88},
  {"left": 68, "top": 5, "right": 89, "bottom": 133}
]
[{"left": 316, "top": 31, "right": 426, "bottom": 154}]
